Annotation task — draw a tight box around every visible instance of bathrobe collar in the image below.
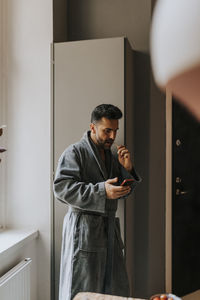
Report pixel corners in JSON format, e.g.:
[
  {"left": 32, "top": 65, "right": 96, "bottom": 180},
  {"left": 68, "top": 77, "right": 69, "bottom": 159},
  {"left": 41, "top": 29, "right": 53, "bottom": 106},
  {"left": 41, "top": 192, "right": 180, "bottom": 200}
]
[{"left": 82, "top": 131, "right": 113, "bottom": 180}]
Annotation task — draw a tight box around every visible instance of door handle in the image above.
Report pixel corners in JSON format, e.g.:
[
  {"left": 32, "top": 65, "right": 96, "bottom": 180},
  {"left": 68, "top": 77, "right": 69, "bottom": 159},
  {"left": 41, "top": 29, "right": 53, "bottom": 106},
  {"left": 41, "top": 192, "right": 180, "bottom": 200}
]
[
  {"left": 176, "top": 189, "right": 188, "bottom": 195},
  {"left": 180, "top": 190, "right": 188, "bottom": 195}
]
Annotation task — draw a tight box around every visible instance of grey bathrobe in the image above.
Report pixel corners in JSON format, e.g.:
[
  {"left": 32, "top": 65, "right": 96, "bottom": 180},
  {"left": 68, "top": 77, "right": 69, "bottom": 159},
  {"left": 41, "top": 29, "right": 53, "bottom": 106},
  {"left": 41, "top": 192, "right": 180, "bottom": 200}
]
[{"left": 54, "top": 131, "right": 141, "bottom": 300}]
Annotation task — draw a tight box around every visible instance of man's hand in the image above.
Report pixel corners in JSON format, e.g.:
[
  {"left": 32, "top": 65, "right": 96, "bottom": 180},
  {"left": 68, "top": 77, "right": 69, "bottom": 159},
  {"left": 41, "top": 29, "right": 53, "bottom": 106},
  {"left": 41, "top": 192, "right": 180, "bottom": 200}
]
[
  {"left": 105, "top": 177, "right": 131, "bottom": 199},
  {"left": 117, "top": 145, "right": 133, "bottom": 172}
]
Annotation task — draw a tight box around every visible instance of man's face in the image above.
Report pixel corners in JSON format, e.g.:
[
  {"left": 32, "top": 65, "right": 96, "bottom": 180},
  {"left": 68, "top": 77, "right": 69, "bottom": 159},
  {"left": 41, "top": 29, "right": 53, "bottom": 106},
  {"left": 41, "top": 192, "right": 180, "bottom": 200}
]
[{"left": 90, "top": 117, "right": 119, "bottom": 150}]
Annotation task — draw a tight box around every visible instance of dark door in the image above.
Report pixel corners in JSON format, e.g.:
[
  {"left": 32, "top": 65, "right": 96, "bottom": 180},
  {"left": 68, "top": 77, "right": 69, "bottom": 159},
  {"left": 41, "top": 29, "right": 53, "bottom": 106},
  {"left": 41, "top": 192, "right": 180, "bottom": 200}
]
[{"left": 172, "top": 99, "right": 200, "bottom": 296}]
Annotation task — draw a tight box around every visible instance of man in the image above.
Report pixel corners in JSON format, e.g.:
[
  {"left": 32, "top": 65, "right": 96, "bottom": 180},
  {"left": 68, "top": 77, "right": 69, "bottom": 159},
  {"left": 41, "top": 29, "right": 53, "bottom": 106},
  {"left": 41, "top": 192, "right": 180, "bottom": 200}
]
[{"left": 54, "top": 104, "right": 141, "bottom": 300}]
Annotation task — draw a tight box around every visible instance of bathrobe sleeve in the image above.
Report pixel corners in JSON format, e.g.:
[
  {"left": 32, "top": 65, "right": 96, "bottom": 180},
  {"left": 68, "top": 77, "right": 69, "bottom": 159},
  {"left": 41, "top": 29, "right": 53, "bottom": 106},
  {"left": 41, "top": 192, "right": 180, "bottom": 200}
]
[
  {"left": 120, "top": 165, "right": 142, "bottom": 189},
  {"left": 113, "top": 152, "right": 142, "bottom": 200},
  {"left": 53, "top": 146, "right": 106, "bottom": 213},
  {"left": 112, "top": 153, "right": 142, "bottom": 191}
]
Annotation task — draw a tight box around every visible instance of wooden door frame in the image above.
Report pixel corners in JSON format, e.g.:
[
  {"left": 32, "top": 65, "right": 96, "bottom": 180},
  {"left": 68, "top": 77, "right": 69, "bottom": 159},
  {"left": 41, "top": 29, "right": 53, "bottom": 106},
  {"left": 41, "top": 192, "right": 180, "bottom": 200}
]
[{"left": 166, "top": 89, "right": 172, "bottom": 292}]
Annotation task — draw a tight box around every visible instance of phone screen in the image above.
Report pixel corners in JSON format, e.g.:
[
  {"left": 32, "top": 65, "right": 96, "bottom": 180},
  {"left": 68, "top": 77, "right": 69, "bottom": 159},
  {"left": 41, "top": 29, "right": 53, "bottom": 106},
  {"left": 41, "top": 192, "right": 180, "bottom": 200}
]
[{"left": 120, "top": 179, "right": 134, "bottom": 186}]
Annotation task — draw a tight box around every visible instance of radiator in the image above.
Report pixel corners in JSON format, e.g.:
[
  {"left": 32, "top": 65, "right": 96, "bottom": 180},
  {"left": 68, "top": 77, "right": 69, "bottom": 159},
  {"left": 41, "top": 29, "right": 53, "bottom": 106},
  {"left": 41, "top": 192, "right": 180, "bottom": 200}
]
[{"left": 0, "top": 258, "right": 32, "bottom": 300}]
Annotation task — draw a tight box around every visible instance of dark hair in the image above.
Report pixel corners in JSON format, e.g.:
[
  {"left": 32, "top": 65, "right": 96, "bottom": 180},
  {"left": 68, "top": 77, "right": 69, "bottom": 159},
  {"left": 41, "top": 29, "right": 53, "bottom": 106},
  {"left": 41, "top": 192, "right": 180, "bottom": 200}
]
[{"left": 91, "top": 104, "right": 122, "bottom": 123}]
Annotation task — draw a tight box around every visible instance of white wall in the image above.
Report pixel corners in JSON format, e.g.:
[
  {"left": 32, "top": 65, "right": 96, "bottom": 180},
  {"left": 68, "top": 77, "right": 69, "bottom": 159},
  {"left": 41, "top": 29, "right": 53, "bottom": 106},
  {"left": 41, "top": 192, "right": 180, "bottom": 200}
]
[{"left": 1, "top": 0, "right": 53, "bottom": 299}]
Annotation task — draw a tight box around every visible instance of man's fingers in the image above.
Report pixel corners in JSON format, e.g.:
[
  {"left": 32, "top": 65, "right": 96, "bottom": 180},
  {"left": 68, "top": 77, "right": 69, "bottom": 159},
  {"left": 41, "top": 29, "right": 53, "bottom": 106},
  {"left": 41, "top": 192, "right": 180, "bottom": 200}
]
[
  {"left": 114, "top": 185, "right": 131, "bottom": 194},
  {"left": 112, "top": 184, "right": 129, "bottom": 190},
  {"left": 117, "top": 145, "right": 125, "bottom": 152},
  {"left": 118, "top": 149, "right": 129, "bottom": 156},
  {"left": 106, "top": 177, "right": 118, "bottom": 185},
  {"left": 117, "top": 147, "right": 130, "bottom": 156},
  {"left": 105, "top": 180, "right": 131, "bottom": 199},
  {"left": 116, "top": 188, "right": 131, "bottom": 197},
  {"left": 105, "top": 177, "right": 131, "bottom": 199},
  {"left": 117, "top": 146, "right": 131, "bottom": 159},
  {"left": 117, "top": 144, "right": 125, "bottom": 149}
]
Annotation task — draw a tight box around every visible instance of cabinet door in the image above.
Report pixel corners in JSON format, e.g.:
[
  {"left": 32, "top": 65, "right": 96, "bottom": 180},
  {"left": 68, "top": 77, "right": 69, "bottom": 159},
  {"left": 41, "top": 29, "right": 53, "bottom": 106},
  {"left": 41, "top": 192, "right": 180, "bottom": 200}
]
[
  {"left": 172, "top": 100, "right": 200, "bottom": 296},
  {"left": 53, "top": 37, "right": 125, "bottom": 299}
]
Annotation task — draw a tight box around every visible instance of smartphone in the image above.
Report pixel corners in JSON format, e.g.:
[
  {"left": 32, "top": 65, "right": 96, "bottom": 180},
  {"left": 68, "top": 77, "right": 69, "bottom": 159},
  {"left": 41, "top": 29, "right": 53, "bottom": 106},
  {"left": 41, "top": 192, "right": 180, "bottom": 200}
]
[{"left": 120, "top": 178, "right": 134, "bottom": 186}]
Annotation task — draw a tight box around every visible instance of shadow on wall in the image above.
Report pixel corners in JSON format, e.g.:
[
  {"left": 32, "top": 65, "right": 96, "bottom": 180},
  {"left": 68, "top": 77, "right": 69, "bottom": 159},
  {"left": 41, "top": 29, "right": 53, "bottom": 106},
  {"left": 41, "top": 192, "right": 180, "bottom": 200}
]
[
  {"left": 132, "top": 51, "right": 166, "bottom": 298},
  {"left": 133, "top": 51, "right": 150, "bottom": 298}
]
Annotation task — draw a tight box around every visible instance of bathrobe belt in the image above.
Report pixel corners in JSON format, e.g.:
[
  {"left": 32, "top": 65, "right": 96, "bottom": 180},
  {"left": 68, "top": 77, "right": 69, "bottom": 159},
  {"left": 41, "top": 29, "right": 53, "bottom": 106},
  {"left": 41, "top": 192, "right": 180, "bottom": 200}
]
[{"left": 104, "top": 210, "right": 115, "bottom": 294}]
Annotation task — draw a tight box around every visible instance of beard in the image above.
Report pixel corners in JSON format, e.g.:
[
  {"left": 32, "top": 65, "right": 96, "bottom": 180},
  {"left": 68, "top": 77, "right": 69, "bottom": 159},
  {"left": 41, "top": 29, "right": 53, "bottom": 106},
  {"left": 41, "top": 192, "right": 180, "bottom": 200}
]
[{"left": 96, "top": 137, "right": 114, "bottom": 150}]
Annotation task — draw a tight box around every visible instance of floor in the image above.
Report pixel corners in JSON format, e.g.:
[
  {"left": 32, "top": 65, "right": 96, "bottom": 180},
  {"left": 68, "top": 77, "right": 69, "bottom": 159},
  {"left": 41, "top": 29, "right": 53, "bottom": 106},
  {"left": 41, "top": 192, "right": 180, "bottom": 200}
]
[{"left": 182, "top": 290, "right": 200, "bottom": 300}]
